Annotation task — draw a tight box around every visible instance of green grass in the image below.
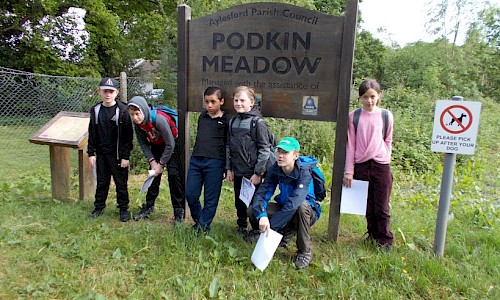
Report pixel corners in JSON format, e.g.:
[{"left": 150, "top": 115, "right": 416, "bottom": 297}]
[{"left": 0, "top": 102, "right": 498, "bottom": 299}]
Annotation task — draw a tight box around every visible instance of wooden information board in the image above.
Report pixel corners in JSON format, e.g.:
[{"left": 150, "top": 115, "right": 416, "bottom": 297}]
[{"left": 29, "top": 111, "right": 94, "bottom": 200}]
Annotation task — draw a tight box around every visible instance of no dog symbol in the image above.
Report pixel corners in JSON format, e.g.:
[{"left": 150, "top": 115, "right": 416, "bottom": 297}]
[{"left": 439, "top": 105, "right": 473, "bottom": 134}]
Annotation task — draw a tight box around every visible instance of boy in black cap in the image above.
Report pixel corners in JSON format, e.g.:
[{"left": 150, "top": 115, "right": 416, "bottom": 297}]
[
  {"left": 248, "top": 137, "right": 322, "bottom": 269},
  {"left": 87, "top": 77, "right": 134, "bottom": 222}
]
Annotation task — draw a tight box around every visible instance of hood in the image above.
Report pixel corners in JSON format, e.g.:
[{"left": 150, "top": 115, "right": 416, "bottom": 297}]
[
  {"left": 239, "top": 106, "right": 263, "bottom": 118},
  {"left": 128, "top": 96, "right": 151, "bottom": 124}
]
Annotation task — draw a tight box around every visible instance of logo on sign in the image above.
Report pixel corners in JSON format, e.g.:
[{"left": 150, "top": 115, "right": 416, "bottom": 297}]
[{"left": 439, "top": 105, "right": 473, "bottom": 134}]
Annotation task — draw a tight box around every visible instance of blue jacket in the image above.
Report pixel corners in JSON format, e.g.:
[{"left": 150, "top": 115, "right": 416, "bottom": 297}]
[{"left": 252, "top": 160, "right": 322, "bottom": 230}]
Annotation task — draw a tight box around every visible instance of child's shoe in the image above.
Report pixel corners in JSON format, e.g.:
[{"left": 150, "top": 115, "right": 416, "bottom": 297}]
[
  {"left": 120, "top": 210, "right": 131, "bottom": 222},
  {"left": 294, "top": 251, "right": 312, "bottom": 270},
  {"left": 134, "top": 205, "right": 154, "bottom": 221},
  {"left": 88, "top": 208, "right": 104, "bottom": 219}
]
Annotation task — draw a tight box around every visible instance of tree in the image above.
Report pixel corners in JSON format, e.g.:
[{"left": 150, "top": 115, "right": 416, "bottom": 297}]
[{"left": 353, "top": 30, "right": 386, "bottom": 82}]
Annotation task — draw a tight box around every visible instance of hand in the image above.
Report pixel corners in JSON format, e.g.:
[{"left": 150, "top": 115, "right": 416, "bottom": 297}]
[
  {"left": 120, "top": 159, "right": 129, "bottom": 168},
  {"left": 226, "top": 170, "right": 234, "bottom": 183},
  {"left": 151, "top": 161, "right": 163, "bottom": 177},
  {"left": 259, "top": 217, "right": 270, "bottom": 235},
  {"left": 88, "top": 156, "right": 96, "bottom": 168},
  {"left": 343, "top": 173, "right": 353, "bottom": 188},
  {"left": 249, "top": 174, "right": 261, "bottom": 185}
]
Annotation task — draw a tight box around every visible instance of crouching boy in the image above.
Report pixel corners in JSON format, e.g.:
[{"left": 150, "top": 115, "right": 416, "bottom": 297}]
[{"left": 248, "top": 137, "right": 321, "bottom": 269}]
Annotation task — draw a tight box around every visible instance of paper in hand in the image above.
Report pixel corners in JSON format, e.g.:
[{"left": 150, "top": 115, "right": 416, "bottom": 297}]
[
  {"left": 251, "top": 229, "right": 283, "bottom": 271},
  {"left": 140, "top": 170, "right": 156, "bottom": 193},
  {"left": 239, "top": 177, "right": 255, "bottom": 207},
  {"left": 340, "top": 179, "right": 369, "bottom": 215}
]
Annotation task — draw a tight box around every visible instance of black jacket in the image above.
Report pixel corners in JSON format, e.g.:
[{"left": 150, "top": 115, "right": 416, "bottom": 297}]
[
  {"left": 87, "top": 101, "right": 133, "bottom": 160},
  {"left": 226, "top": 107, "right": 273, "bottom": 177}
]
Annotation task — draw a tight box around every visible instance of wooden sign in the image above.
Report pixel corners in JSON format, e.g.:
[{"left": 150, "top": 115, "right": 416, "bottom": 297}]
[
  {"left": 187, "top": 2, "right": 343, "bottom": 121},
  {"left": 29, "top": 111, "right": 90, "bottom": 149},
  {"left": 29, "top": 111, "right": 93, "bottom": 200}
]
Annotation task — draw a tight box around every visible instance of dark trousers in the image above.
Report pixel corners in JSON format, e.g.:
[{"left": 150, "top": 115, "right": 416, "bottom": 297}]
[
  {"left": 146, "top": 143, "right": 185, "bottom": 216},
  {"left": 248, "top": 202, "right": 316, "bottom": 253},
  {"left": 185, "top": 156, "right": 225, "bottom": 229},
  {"left": 233, "top": 176, "right": 260, "bottom": 229},
  {"left": 354, "top": 159, "right": 394, "bottom": 245},
  {"left": 94, "top": 153, "right": 129, "bottom": 210}
]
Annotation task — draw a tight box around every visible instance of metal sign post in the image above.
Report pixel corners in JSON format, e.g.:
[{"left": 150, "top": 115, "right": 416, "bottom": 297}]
[{"left": 431, "top": 96, "right": 482, "bottom": 256}]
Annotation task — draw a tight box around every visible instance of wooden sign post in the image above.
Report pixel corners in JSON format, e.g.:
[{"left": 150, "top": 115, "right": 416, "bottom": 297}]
[
  {"left": 177, "top": 1, "right": 358, "bottom": 240},
  {"left": 29, "top": 111, "right": 94, "bottom": 200}
]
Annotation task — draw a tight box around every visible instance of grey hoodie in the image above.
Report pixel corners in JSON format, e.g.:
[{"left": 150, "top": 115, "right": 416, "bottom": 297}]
[{"left": 128, "top": 96, "right": 175, "bottom": 165}]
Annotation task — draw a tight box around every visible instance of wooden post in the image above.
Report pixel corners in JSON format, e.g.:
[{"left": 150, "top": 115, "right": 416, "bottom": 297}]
[
  {"left": 49, "top": 145, "right": 71, "bottom": 200},
  {"left": 120, "top": 72, "right": 128, "bottom": 102},
  {"left": 328, "top": 0, "right": 358, "bottom": 241},
  {"left": 177, "top": 4, "right": 191, "bottom": 216},
  {"left": 79, "top": 146, "right": 95, "bottom": 200}
]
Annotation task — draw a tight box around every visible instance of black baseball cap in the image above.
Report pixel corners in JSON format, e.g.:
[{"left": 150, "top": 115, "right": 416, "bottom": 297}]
[{"left": 99, "top": 77, "right": 119, "bottom": 91}]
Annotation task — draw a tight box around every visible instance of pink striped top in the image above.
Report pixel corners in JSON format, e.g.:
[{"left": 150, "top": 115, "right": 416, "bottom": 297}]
[{"left": 344, "top": 107, "right": 393, "bottom": 174}]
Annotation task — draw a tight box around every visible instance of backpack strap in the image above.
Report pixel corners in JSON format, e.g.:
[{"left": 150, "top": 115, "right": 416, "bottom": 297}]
[
  {"left": 151, "top": 108, "right": 157, "bottom": 124},
  {"left": 353, "top": 108, "right": 362, "bottom": 135},
  {"left": 353, "top": 107, "right": 389, "bottom": 140},
  {"left": 250, "top": 116, "right": 260, "bottom": 142},
  {"left": 381, "top": 108, "right": 389, "bottom": 140}
]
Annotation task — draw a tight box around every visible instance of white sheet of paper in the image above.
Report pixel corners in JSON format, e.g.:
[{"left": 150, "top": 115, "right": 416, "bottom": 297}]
[
  {"left": 340, "top": 179, "right": 369, "bottom": 215},
  {"left": 251, "top": 229, "right": 283, "bottom": 271},
  {"left": 239, "top": 177, "right": 255, "bottom": 207},
  {"left": 140, "top": 170, "right": 156, "bottom": 193}
]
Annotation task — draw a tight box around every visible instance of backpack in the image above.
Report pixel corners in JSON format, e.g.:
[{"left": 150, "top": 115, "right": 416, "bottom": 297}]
[
  {"left": 229, "top": 116, "right": 277, "bottom": 173},
  {"left": 353, "top": 108, "right": 389, "bottom": 140},
  {"left": 150, "top": 105, "right": 178, "bottom": 139},
  {"left": 298, "top": 156, "right": 327, "bottom": 202}
]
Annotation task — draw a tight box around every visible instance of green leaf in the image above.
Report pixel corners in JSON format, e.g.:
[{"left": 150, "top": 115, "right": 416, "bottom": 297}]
[
  {"left": 112, "top": 247, "right": 122, "bottom": 259},
  {"left": 209, "top": 277, "right": 219, "bottom": 298}
]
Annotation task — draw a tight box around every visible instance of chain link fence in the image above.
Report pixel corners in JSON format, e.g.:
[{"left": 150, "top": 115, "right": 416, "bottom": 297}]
[
  {"left": 0, "top": 67, "right": 174, "bottom": 177},
  {"left": 0, "top": 67, "right": 158, "bottom": 129}
]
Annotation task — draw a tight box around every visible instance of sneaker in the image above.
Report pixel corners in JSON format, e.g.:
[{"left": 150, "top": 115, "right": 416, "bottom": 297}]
[
  {"left": 134, "top": 205, "right": 154, "bottom": 221},
  {"left": 279, "top": 230, "right": 295, "bottom": 248},
  {"left": 362, "top": 231, "right": 375, "bottom": 244},
  {"left": 246, "top": 230, "right": 261, "bottom": 243},
  {"left": 174, "top": 214, "right": 184, "bottom": 224},
  {"left": 377, "top": 243, "right": 391, "bottom": 253},
  {"left": 294, "top": 251, "right": 313, "bottom": 270},
  {"left": 174, "top": 208, "right": 184, "bottom": 224},
  {"left": 88, "top": 208, "right": 104, "bottom": 219},
  {"left": 120, "top": 210, "right": 131, "bottom": 222},
  {"left": 237, "top": 227, "right": 248, "bottom": 238},
  {"left": 193, "top": 223, "right": 209, "bottom": 235}
]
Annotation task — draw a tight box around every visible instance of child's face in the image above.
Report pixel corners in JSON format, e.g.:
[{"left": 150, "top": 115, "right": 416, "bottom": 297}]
[
  {"left": 359, "top": 88, "right": 381, "bottom": 111},
  {"left": 128, "top": 109, "right": 144, "bottom": 125},
  {"left": 98, "top": 89, "right": 118, "bottom": 105},
  {"left": 276, "top": 148, "right": 298, "bottom": 169},
  {"left": 233, "top": 91, "right": 254, "bottom": 113},
  {"left": 203, "top": 93, "right": 224, "bottom": 116}
]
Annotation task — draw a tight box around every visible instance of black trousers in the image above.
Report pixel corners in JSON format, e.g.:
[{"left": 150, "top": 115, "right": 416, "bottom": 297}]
[
  {"left": 145, "top": 143, "right": 185, "bottom": 215},
  {"left": 233, "top": 175, "right": 260, "bottom": 229},
  {"left": 94, "top": 153, "right": 129, "bottom": 210}
]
